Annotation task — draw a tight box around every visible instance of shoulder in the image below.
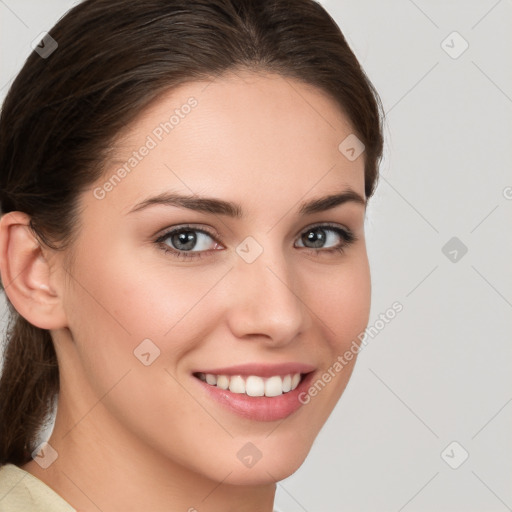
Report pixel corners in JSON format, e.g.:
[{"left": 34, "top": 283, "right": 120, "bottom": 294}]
[{"left": 0, "top": 463, "right": 76, "bottom": 512}]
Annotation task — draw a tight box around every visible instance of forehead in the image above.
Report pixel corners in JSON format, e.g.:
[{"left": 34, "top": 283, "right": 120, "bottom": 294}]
[{"left": 91, "top": 70, "right": 365, "bottom": 216}]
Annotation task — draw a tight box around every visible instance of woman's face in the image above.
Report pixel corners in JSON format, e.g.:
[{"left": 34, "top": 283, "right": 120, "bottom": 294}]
[{"left": 56, "top": 70, "right": 371, "bottom": 484}]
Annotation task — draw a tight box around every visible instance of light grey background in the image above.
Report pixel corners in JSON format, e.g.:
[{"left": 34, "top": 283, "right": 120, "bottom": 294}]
[{"left": 1, "top": 1, "right": 511, "bottom": 511}]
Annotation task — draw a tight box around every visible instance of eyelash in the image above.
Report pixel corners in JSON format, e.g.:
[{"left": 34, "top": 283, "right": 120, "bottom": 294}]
[{"left": 154, "top": 223, "right": 357, "bottom": 261}]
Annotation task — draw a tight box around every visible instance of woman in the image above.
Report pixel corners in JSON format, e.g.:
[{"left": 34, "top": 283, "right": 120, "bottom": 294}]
[{"left": 0, "top": 0, "right": 383, "bottom": 510}]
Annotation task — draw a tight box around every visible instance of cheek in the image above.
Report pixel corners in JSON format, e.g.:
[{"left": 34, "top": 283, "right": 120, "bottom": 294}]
[
  {"left": 61, "top": 252, "right": 222, "bottom": 438},
  {"left": 64, "top": 249, "right": 227, "bottom": 370},
  {"left": 314, "top": 252, "right": 371, "bottom": 352}
]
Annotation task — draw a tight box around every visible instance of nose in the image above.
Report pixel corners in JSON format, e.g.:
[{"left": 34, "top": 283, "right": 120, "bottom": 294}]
[{"left": 225, "top": 244, "right": 312, "bottom": 346}]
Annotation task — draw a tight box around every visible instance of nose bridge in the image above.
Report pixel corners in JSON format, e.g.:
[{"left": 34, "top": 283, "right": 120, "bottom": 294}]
[{"left": 227, "top": 236, "right": 311, "bottom": 343}]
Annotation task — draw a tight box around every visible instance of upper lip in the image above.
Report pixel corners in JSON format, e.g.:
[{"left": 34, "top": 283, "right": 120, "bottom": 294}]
[{"left": 192, "top": 362, "right": 316, "bottom": 378}]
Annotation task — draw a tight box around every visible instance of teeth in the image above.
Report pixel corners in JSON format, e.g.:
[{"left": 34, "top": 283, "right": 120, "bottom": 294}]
[
  {"left": 229, "top": 375, "right": 245, "bottom": 394},
  {"left": 246, "top": 376, "right": 265, "bottom": 397},
  {"left": 205, "top": 373, "right": 217, "bottom": 385},
  {"left": 196, "top": 372, "right": 303, "bottom": 397},
  {"left": 265, "top": 376, "right": 283, "bottom": 397},
  {"left": 216, "top": 375, "right": 229, "bottom": 390},
  {"left": 282, "top": 374, "right": 292, "bottom": 392}
]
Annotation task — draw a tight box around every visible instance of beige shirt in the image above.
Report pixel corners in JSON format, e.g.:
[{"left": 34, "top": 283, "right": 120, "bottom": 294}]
[{"left": 0, "top": 463, "right": 76, "bottom": 512}]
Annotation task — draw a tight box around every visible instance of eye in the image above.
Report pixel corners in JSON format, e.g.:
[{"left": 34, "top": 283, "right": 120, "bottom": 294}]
[
  {"left": 155, "top": 223, "right": 356, "bottom": 261},
  {"left": 155, "top": 225, "right": 222, "bottom": 261},
  {"left": 295, "top": 224, "right": 356, "bottom": 254}
]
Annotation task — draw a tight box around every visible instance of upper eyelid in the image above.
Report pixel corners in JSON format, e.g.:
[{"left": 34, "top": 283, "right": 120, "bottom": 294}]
[
  {"left": 157, "top": 222, "right": 350, "bottom": 237},
  {"left": 156, "top": 224, "right": 218, "bottom": 241}
]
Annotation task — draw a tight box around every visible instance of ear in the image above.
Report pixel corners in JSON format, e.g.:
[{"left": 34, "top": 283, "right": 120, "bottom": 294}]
[{"left": 0, "top": 211, "right": 67, "bottom": 329}]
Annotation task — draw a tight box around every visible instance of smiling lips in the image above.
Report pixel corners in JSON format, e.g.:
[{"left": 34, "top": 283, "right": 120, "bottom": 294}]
[{"left": 192, "top": 363, "right": 317, "bottom": 421}]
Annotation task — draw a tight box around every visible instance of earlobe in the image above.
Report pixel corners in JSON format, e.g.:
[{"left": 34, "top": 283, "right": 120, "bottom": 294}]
[{"left": 0, "top": 211, "right": 67, "bottom": 330}]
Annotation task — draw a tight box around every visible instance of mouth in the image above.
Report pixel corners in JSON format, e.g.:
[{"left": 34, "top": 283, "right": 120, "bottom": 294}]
[{"left": 191, "top": 363, "right": 316, "bottom": 422}]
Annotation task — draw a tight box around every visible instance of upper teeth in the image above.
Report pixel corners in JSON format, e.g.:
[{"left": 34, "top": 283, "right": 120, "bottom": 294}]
[{"left": 196, "top": 372, "right": 302, "bottom": 397}]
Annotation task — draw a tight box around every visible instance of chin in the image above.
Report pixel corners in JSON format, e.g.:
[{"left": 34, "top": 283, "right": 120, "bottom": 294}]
[
  {"left": 220, "top": 454, "right": 309, "bottom": 486},
  {"left": 207, "top": 437, "right": 314, "bottom": 486}
]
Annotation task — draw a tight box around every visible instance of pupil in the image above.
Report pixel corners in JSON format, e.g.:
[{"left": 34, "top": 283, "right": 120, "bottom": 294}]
[
  {"left": 305, "top": 228, "right": 325, "bottom": 248},
  {"left": 173, "top": 230, "right": 196, "bottom": 250}
]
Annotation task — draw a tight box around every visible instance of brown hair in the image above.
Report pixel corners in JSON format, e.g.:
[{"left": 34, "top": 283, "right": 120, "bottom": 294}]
[{"left": 0, "top": 0, "right": 383, "bottom": 466}]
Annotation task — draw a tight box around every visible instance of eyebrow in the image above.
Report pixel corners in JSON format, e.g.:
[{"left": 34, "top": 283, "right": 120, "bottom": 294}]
[{"left": 127, "top": 189, "right": 366, "bottom": 217}]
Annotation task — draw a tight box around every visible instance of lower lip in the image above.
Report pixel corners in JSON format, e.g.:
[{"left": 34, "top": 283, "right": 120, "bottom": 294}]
[{"left": 193, "top": 372, "right": 315, "bottom": 422}]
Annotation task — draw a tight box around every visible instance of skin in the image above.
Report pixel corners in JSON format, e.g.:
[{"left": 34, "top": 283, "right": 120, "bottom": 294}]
[{"left": 0, "top": 69, "right": 371, "bottom": 512}]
